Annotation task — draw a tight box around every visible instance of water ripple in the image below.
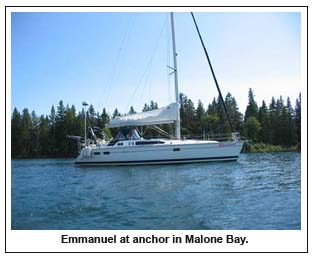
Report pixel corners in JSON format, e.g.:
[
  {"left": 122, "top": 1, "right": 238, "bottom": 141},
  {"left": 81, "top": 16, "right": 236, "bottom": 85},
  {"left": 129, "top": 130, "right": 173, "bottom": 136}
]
[{"left": 11, "top": 152, "right": 301, "bottom": 230}]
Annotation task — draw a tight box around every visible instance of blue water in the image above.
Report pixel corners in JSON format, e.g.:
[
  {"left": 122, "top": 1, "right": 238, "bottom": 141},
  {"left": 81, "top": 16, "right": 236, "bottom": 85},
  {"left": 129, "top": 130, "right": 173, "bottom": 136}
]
[{"left": 11, "top": 152, "right": 301, "bottom": 230}]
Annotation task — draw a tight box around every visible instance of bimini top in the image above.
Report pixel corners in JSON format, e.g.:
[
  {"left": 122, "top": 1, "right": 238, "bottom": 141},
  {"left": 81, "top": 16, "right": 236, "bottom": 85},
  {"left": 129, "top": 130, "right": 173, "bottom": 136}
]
[{"left": 107, "top": 103, "right": 178, "bottom": 128}]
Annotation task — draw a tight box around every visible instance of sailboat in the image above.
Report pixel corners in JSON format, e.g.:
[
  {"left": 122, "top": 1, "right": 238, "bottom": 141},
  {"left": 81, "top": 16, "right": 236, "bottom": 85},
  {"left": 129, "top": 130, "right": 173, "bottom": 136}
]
[{"left": 75, "top": 13, "right": 244, "bottom": 166}]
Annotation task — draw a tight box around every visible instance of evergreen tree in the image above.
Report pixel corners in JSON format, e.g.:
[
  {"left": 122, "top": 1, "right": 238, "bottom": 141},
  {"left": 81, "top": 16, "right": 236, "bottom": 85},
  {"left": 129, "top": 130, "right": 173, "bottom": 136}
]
[
  {"left": 88, "top": 104, "right": 97, "bottom": 127},
  {"left": 295, "top": 93, "right": 301, "bottom": 148},
  {"left": 56, "top": 100, "right": 66, "bottom": 123},
  {"left": 207, "top": 98, "right": 219, "bottom": 116},
  {"left": 284, "top": 97, "right": 297, "bottom": 146},
  {"left": 94, "top": 108, "right": 112, "bottom": 141},
  {"left": 64, "top": 105, "right": 78, "bottom": 156},
  {"left": 97, "top": 108, "right": 110, "bottom": 129},
  {"left": 150, "top": 101, "right": 158, "bottom": 110},
  {"left": 279, "top": 105, "right": 288, "bottom": 146},
  {"left": 216, "top": 95, "right": 230, "bottom": 134},
  {"left": 206, "top": 98, "right": 220, "bottom": 136},
  {"left": 49, "top": 105, "right": 56, "bottom": 125},
  {"left": 54, "top": 100, "right": 66, "bottom": 156},
  {"left": 30, "top": 110, "right": 40, "bottom": 156},
  {"left": 244, "top": 88, "right": 258, "bottom": 121},
  {"left": 269, "top": 97, "right": 278, "bottom": 145},
  {"left": 274, "top": 96, "right": 285, "bottom": 145},
  {"left": 128, "top": 106, "right": 136, "bottom": 114},
  {"left": 258, "top": 101, "right": 271, "bottom": 143},
  {"left": 204, "top": 114, "right": 219, "bottom": 136},
  {"left": 20, "top": 108, "right": 33, "bottom": 157},
  {"left": 76, "top": 109, "right": 86, "bottom": 138},
  {"left": 142, "top": 103, "right": 149, "bottom": 112},
  {"left": 244, "top": 116, "right": 260, "bottom": 142},
  {"left": 195, "top": 100, "right": 205, "bottom": 134},
  {"left": 38, "top": 115, "right": 50, "bottom": 156},
  {"left": 48, "top": 105, "right": 57, "bottom": 156},
  {"left": 179, "top": 93, "right": 196, "bottom": 135},
  {"left": 112, "top": 108, "right": 121, "bottom": 118},
  {"left": 11, "top": 108, "right": 22, "bottom": 158},
  {"left": 224, "top": 93, "right": 243, "bottom": 133},
  {"left": 142, "top": 100, "right": 158, "bottom": 112}
]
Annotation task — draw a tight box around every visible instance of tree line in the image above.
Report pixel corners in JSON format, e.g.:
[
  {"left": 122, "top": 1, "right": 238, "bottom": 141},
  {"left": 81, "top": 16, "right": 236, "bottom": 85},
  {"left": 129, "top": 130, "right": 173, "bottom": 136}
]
[{"left": 11, "top": 88, "right": 301, "bottom": 158}]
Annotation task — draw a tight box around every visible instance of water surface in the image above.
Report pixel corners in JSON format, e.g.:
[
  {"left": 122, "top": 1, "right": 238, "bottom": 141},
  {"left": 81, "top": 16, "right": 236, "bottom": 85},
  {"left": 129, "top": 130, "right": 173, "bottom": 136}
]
[{"left": 11, "top": 152, "right": 301, "bottom": 229}]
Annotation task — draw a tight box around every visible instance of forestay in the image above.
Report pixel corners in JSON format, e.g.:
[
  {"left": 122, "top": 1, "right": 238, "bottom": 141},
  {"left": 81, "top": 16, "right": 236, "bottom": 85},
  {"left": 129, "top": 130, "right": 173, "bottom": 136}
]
[{"left": 107, "top": 103, "right": 178, "bottom": 128}]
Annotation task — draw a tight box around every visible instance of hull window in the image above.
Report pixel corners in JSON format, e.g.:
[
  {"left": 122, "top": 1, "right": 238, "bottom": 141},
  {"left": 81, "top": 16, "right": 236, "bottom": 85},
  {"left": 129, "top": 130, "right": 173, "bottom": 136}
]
[{"left": 136, "top": 140, "right": 165, "bottom": 145}]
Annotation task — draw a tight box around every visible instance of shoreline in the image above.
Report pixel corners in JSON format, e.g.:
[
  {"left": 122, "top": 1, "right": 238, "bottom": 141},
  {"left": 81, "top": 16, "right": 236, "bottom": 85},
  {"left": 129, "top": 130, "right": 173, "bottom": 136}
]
[
  {"left": 242, "top": 142, "right": 300, "bottom": 153},
  {"left": 11, "top": 145, "right": 300, "bottom": 160}
]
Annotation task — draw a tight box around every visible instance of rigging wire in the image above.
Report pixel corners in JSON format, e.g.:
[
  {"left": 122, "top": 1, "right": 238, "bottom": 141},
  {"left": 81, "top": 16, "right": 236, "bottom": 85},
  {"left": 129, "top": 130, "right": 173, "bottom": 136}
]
[
  {"left": 137, "top": 16, "right": 169, "bottom": 106},
  {"left": 151, "top": 125, "right": 172, "bottom": 138},
  {"left": 138, "top": 66, "right": 153, "bottom": 106},
  {"left": 125, "top": 14, "right": 168, "bottom": 112},
  {"left": 137, "top": 14, "right": 170, "bottom": 108},
  {"left": 102, "top": 13, "right": 137, "bottom": 109}
]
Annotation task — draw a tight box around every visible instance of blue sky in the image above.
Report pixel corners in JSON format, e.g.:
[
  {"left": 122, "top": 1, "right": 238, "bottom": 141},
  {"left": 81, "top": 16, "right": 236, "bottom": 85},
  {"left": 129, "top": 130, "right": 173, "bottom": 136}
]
[{"left": 11, "top": 12, "right": 301, "bottom": 116}]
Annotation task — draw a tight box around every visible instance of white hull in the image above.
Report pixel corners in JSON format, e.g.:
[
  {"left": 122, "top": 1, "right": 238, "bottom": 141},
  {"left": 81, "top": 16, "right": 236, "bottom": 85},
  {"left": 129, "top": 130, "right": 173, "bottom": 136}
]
[{"left": 75, "top": 140, "right": 244, "bottom": 166}]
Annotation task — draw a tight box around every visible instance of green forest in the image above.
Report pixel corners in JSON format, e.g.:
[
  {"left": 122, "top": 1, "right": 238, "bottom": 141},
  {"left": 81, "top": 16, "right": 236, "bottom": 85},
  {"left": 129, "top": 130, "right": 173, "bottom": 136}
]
[{"left": 11, "top": 88, "right": 301, "bottom": 158}]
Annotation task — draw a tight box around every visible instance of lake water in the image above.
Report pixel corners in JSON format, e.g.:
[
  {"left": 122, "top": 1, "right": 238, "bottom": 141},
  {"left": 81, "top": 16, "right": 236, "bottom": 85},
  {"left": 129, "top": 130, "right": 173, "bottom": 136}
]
[{"left": 11, "top": 152, "right": 301, "bottom": 230}]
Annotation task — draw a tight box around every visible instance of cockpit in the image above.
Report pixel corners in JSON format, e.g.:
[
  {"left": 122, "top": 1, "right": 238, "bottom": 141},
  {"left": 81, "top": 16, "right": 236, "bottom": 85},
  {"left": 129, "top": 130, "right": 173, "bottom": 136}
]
[{"left": 108, "top": 127, "right": 141, "bottom": 146}]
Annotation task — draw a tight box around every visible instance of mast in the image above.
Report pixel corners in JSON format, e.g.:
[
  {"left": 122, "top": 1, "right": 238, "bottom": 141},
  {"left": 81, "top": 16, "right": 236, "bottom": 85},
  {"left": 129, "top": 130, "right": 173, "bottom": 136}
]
[{"left": 170, "top": 12, "right": 181, "bottom": 140}]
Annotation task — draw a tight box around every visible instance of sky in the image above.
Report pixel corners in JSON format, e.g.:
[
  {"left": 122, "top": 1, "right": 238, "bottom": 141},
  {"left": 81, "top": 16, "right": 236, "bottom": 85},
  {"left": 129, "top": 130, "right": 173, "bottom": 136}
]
[{"left": 11, "top": 11, "right": 301, "bottom": 116}]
